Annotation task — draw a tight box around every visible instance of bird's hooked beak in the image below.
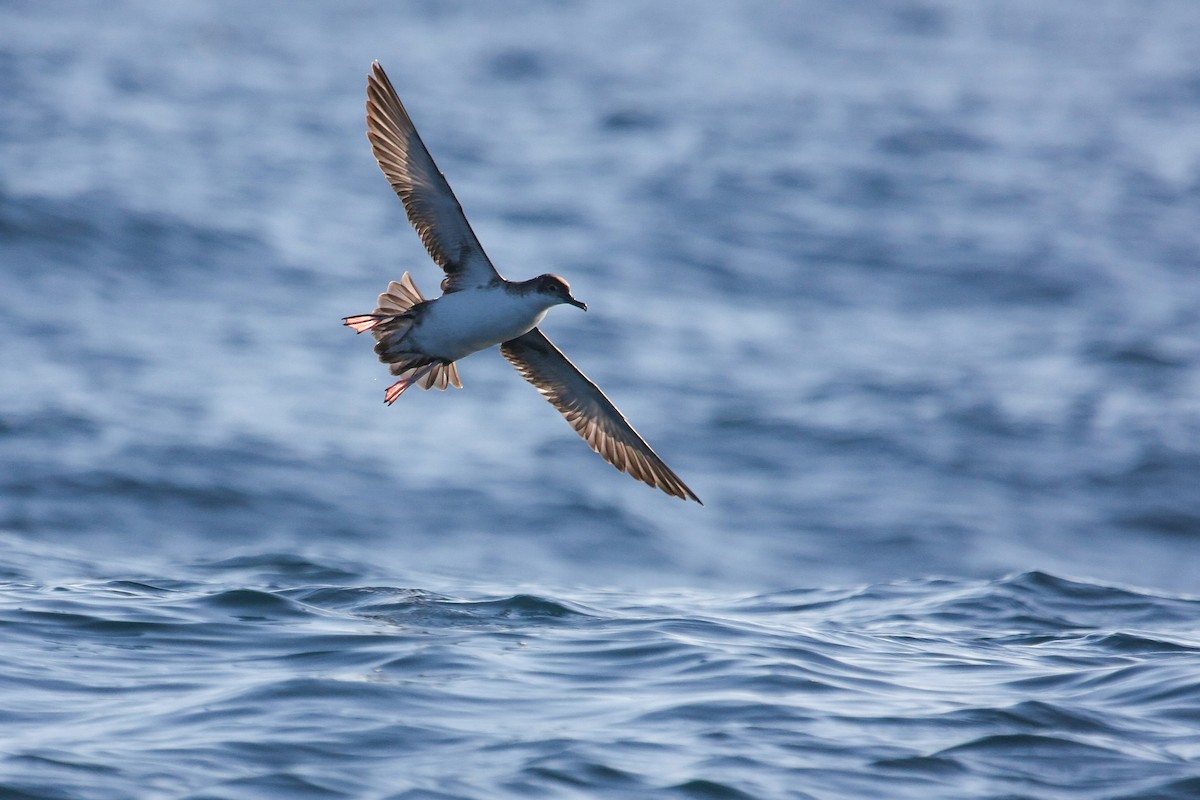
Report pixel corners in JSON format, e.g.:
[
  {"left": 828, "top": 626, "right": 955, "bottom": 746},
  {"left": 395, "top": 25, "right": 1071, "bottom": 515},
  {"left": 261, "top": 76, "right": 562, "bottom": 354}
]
[{"left": 566, "top": 295, "right": 587, "bottom": 311}]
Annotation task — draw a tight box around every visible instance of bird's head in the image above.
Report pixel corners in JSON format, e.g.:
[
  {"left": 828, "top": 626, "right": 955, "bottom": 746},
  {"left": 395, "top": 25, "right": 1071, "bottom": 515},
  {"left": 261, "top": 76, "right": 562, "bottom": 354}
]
[{"left": 534, "top": 274, "right": 587, "bottom": 311}]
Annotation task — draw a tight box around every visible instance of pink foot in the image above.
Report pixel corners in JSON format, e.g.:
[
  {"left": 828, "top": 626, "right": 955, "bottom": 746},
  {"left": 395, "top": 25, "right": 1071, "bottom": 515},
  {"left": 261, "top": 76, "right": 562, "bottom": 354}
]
[
  {"left": 384, "top": 364, "right": 435, "bottom": 405},
  {"left": 343, "top": 314, "right": 383, "bottom": 334}
]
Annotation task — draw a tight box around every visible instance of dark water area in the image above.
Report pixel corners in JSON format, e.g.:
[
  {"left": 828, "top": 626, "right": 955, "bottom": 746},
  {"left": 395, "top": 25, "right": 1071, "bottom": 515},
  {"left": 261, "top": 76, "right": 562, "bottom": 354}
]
[{"left": 3, "top": 1, "right": 1200, "bottom": 797}]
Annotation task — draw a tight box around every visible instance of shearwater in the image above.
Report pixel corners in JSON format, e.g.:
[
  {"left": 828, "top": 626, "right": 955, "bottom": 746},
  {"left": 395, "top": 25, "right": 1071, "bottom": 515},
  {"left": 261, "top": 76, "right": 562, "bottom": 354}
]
[{"left": 344, "top": 62, "right": 701, "bottom": 504}]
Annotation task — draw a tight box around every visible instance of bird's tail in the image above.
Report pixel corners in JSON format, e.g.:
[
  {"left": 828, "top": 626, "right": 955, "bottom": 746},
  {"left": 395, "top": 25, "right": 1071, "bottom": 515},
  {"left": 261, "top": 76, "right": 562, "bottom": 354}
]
[
  {"left": 344, "top": 273, "right": 464, "bottom": 395},
  {"left": 342, "top": 272, "right": 427, "bottom": 337}
]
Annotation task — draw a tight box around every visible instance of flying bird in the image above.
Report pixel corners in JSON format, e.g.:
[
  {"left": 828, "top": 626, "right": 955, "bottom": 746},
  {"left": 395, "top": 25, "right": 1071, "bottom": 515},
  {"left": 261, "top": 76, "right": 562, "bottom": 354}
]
[{"left": 344, "top": 62, "right": 701, "bottom": 504}]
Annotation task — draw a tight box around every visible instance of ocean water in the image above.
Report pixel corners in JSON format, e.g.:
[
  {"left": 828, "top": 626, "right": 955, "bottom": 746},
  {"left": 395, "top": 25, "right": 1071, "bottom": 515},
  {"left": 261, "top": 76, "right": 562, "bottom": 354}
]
[{"left": 2, "top": 1, "right": 1200, "bottom": 797}]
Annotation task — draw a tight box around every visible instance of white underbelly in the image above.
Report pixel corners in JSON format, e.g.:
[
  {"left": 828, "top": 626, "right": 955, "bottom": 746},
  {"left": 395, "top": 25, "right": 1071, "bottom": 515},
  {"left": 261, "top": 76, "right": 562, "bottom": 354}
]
[{"left": 413, "top": 291, "right": 547, "bottom": 361}]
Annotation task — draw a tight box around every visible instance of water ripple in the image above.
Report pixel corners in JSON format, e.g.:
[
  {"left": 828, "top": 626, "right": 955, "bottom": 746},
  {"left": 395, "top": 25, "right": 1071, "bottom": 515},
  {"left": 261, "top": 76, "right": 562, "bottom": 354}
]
[{"left": 6, "top": 568, "right": 1198, "bottom": 797}]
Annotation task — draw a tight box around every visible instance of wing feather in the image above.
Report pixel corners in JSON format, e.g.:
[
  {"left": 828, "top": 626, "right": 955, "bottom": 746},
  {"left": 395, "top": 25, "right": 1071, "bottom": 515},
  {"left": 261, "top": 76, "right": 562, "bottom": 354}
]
[
  {"left": 501, "top": 329, "right": 701, "bottom": 503},
  {"left": 366, "top": 61, "right": 501, "bottom": 292}
]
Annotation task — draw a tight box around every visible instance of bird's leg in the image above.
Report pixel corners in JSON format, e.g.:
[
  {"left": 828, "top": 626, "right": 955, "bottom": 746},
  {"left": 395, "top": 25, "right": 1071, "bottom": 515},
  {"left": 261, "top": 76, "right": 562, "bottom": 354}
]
[{"left": 384, "top": 364, "right": 436, "bottom": 405}]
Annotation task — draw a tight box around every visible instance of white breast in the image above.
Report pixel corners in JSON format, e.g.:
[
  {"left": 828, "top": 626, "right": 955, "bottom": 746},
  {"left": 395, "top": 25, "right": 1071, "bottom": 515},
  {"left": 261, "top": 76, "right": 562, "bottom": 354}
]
[{"left": 413, "top": 288, "right": 549, "bottom": 361}]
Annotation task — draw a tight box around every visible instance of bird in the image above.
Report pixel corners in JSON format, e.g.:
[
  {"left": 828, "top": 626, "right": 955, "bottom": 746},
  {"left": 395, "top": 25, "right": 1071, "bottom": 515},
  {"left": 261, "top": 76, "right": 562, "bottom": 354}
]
[{"left": 343, "top": 61, "right": 701, "bottom": 504}]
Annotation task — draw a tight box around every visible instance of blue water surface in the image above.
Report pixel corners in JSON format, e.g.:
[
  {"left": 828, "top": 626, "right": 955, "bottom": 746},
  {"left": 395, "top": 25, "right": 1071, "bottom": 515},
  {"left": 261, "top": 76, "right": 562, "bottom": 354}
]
[{"left": 3, "top": 2, "right": 1200, "bottom": 798}]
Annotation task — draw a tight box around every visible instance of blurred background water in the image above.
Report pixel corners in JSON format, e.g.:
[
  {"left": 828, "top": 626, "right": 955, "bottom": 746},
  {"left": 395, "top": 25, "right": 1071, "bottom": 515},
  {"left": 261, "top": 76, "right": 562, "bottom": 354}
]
[{"left": 3, "top": 1, "right": 1200, "bottom": 798}]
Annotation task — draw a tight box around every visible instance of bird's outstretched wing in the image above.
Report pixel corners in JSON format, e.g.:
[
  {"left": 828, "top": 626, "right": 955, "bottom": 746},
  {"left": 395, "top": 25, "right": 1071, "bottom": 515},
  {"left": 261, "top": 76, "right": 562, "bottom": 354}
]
[
  {"left": 501, "top": 328, "right": 702, "bottom": 503},
  {"left": 366, "top": 61, "right": 501, "bottom": 293}
]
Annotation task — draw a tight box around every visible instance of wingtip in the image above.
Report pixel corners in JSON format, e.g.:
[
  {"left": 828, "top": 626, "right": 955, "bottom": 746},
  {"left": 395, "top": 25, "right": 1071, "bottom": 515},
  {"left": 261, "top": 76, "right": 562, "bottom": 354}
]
[
  {"left": 671, "top": 480, "right": 703, "bottom": 505},
  {"left": 371, "top": 60, "right": 393, "bottom": 86},
  {"left": 369, "top": 60, "right": 388, "bottom": 89}
]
